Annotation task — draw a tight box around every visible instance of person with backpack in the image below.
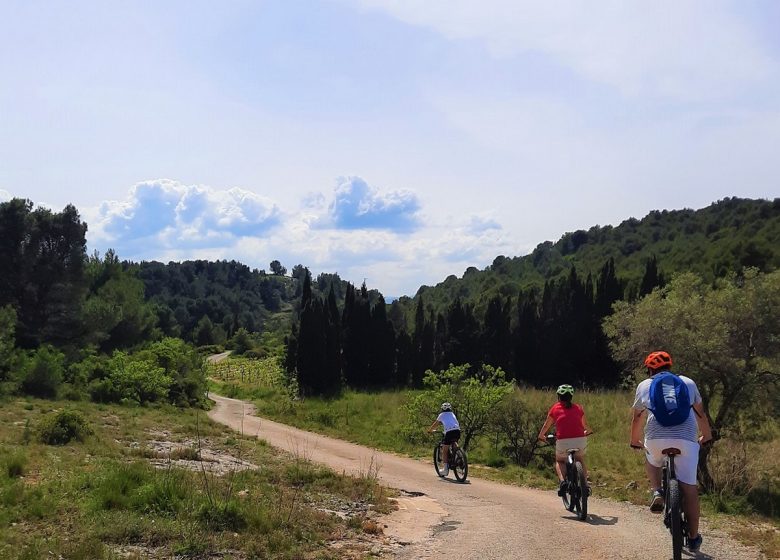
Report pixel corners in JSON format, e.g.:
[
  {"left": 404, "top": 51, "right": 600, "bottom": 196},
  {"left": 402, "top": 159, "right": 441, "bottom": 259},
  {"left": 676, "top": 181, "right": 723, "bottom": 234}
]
[{"left": 630, "top": 351, "right": 713, "bottom": 553}]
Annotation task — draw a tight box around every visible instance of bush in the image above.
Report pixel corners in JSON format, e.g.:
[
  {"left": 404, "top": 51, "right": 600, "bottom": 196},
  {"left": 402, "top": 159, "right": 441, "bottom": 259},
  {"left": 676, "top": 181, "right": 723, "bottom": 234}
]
[
  {"left": 243, "top": 348, "right": 268, "bottom": 360},
  {"left": 197, "top": 345, "right": 224, "bottom": 356},
  {"left": 3, "top": 452, "right": 27, "bottom": 478},
  {"left": 21, "top": 346, "right": 65, "bottom": 398},
  {"left": 38, "top": 410, "right": 93, "bottom": 445}
]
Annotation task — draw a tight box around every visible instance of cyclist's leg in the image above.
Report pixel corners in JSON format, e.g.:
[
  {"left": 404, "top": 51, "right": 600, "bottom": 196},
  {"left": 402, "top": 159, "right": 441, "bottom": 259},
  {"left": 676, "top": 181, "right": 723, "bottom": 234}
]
[
  {"left": 554, "top": 456, "right": 566, "bottom": 481},
  {"left": 573, "top": 449, "right": 588, "bottom": 480},
  {"left": 669, "top": 440, "right": 701, "bottom": 539},
  {"left": 643, "top": 439, "right": 665, "bottom": 490},
  {"left": 680, "top": 482, "right": 700, "bottom": 538}
]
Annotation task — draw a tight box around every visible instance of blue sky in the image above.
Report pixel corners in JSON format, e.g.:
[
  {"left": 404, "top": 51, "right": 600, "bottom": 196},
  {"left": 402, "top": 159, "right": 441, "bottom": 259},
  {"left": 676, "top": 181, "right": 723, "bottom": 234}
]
[{"left": 1, "top": 1, "right": 779, "bottom": 296}]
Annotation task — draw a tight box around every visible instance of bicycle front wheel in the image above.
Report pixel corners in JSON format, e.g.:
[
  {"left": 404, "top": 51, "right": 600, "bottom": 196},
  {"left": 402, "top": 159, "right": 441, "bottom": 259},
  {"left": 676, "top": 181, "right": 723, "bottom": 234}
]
[
  {"left": 667, "top": 478, "right": 683, "bottom": 560},
  {"left": 576, "top": 461, "right": 588, "bottom": 521},
  {"left": 452, "top": 448, "right": 468, "bottom": 482}
]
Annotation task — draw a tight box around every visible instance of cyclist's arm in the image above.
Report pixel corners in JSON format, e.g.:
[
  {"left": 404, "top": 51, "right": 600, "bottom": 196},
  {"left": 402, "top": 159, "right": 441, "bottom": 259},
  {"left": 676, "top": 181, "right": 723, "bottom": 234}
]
[
  {"left": 629, "top": 408, "right": 645, "bottom": 447},
  {"left": 427, "top": 419, "right": 441, "bottom": 433},
  {"left": 692, "top": 402, "right": 713, "bottom": 443},
  {"left": 582, "top": 413, "right": 594, "bottom": 436},
  {"left": 537, "top": 415, "right": 554, "bottom": 442}
]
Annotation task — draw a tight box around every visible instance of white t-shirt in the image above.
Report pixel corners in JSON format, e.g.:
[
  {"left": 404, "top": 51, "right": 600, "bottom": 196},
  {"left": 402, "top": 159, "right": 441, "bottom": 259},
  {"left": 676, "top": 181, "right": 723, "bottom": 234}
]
[
  {"left": 632, "top": 373, "right": 702, "bottom": 442},
  {"left": 436, "top": 411, "right": 460, "bottom": 432}
]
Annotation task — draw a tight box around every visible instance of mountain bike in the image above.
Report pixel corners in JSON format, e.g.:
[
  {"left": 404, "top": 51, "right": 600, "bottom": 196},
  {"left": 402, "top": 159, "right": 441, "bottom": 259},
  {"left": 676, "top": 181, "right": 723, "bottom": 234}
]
[
  {"left": 631, "top": 444, "right": 688, "bottom": 560},
  {"left": 546, "top": 434, "right": 589, "bottom": 521},
  {"left": 433, "top": 438, "right": 468, "bottom": 482}
]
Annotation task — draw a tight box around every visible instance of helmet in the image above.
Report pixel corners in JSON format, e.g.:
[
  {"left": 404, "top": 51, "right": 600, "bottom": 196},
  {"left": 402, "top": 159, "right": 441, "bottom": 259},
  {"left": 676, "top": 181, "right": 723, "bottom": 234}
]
[
  {"left": 441, "top": 402, "right": 452, "bottom": 412},
  {"left": 556, "top": 384, "right": 575, "bottom": 396},
  {"left": 644, "top": 351, "right": 672, "bottom": 370}
]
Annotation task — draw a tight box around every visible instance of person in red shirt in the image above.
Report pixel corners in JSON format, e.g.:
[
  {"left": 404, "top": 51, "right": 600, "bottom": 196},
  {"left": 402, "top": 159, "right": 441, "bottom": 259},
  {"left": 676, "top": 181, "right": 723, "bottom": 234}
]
[{"left": 537, "top": 384, "right": 593, "bottom": 496}]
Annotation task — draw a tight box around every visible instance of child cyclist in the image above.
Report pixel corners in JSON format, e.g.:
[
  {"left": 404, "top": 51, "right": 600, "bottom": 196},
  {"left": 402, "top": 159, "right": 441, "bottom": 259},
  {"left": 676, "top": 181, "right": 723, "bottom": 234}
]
[
  {"left": 537, "top": 384, "right": 593, "bottom": 496},
  {"left": 427, "top": 402, "right": 461, "bottom": 477}
]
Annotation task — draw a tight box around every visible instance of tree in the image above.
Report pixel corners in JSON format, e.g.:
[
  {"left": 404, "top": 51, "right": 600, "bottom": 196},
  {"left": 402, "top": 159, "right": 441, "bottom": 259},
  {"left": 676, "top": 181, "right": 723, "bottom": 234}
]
[
  {"left": 21, "top": 345, "right": 65, "bottom": 398},
  {"left": 0, "top": 200, "right": 88, "bottom": 349},
  {"left": 269, "top": 260, "right": 287, "bottom": 276},
  {"left": 0, "top": 305, "right": 17, "bottom": 380},
  {"left": 194, "top": 315, "right": 216, "bottom": 346},
  {"left": 603, "top": 269, "right": 780, "bottom": 490}
]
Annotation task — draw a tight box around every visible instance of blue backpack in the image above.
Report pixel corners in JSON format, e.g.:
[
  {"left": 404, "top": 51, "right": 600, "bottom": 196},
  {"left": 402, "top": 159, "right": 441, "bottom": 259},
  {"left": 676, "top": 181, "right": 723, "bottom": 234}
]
[{"left": 648, "top": 372, "right": 691, "bottom": 426}]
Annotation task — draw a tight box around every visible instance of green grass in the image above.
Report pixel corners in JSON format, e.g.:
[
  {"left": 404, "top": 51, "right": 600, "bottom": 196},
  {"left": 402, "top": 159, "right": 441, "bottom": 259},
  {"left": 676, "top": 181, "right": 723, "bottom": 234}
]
[{"left": 0, "top": 396, "right": 394, "bottom": 559}]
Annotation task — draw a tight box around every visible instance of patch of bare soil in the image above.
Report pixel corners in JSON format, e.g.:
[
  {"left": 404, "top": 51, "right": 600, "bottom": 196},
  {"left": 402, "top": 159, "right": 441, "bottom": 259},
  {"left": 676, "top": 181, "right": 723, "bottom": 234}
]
[{"left": 126, "top": 429, "right": 258, "bottom": 475}]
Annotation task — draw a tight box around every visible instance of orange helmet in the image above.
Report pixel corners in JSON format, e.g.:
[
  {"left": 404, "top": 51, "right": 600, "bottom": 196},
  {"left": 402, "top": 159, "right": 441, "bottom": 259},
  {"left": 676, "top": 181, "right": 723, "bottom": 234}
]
[{"left": 644, "top": 351, "right": 672, "bottom": 370}]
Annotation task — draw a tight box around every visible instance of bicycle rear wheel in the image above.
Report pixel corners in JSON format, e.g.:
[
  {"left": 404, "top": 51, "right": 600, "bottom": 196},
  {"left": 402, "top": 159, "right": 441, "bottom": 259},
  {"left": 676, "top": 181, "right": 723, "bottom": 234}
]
[
  {"left": 576, "top": 461, "right": 588, "bottom": 521},
  {"left": 562, "top": 465, "right": 577, "bottom": 512},
  {"left": 433, "top": 445, "right": 446, "bottom": 478},
  {"left": 667, "top": 478, "right": 683, "bottom": 560},
  {"left": 452, "top": 448, "right": 468, "bottom": 482}
]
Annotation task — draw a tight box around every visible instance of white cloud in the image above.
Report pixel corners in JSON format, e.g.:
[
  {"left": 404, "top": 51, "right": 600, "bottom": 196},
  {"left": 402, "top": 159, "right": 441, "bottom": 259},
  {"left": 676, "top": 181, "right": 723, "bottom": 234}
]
[
  {"left": 0, "top": 189, "right": 11, "bottom": 202},
  {"left": 89, "top": 179, "right": 281, "bottom": 257},
  {"left": 354, "top": 0, "right": 774, "bottom": 101},
  {"left": 323, "top": 176, "right": 421, "bottom": 232}
]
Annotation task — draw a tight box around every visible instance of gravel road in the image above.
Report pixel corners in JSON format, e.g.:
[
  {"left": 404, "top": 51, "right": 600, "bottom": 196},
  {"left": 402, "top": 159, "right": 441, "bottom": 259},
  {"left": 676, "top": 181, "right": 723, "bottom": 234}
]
[{"left": 208, "top": 393, "right": 765, "bottom": 560}]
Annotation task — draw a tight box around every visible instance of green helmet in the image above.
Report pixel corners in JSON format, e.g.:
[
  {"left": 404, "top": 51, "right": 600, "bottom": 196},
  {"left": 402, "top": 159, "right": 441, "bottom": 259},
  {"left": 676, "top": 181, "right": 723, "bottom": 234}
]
[{"left": 556, "top": 384, "right": 575, "bottom": 396}]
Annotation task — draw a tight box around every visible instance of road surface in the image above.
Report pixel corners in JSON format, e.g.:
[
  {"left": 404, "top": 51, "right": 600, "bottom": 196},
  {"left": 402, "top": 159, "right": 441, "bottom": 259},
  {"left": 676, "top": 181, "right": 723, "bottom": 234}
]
[{"left": 208, "top": 393, "right": 763, "bottom": 560}]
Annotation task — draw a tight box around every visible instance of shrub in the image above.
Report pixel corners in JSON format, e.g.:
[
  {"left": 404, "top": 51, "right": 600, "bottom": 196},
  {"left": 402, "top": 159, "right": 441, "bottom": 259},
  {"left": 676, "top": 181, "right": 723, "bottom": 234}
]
[
  {"left": 21, "top": 346, "right": 65, "bottom": 398},
  {"left": 38, "top": 410, "right": 93, "bottom": 445},
  {"left": 3, "top": 452, "right": 27, "bottom": 478}
]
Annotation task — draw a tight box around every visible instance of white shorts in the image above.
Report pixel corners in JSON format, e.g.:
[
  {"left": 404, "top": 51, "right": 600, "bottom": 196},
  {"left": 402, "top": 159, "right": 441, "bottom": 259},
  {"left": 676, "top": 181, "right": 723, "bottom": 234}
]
[
  {"left": 644, "top": 438, "right": 700, "bottom": 485},
  {"left": 556, "top": 437, "right": 588, "bottom": 458}
]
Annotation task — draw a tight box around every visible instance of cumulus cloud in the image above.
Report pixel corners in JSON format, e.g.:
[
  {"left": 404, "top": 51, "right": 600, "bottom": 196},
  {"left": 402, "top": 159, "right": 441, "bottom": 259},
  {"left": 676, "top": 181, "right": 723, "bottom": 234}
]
[
  {"left": 324, "top": 176, "right": 421, "bottom": 232},
  {"left": 355, "top": 0, "right": 774, "bottom": 101},
  {"left": 84, "top": 176, "right": 511, "bottom": 296},
  {"left": 90, "top": 179, "right": 280, "bottom": 258}
]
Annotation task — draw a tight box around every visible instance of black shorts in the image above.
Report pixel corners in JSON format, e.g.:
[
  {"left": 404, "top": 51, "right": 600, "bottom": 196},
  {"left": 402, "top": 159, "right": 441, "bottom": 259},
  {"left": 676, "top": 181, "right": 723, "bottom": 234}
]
[{"left": 442, "top": 429, "right": 461, "bottom": 444}]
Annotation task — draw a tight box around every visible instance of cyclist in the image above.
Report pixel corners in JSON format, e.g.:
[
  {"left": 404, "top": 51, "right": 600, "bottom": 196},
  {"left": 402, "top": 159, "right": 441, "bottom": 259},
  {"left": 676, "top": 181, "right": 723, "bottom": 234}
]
[
  {"left": 427, "top": 402, "right": 461, "bottom": 477},
  {"left": 630, "top": 350, "right": 713, "bottom": 553},
  {"left": 537, "top": 384, "right": 593, "bottom": 496}
]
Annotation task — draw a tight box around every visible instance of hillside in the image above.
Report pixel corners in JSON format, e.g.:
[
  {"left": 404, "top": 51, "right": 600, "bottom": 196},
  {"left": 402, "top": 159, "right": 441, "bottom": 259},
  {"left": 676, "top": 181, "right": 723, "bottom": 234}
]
[{"left": 396, "top": 197, "right": 780, "bottom": 318}]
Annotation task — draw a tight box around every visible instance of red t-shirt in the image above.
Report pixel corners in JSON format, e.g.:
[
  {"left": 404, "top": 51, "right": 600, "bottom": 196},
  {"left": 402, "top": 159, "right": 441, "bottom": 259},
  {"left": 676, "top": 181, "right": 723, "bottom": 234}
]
[{"left": 548, "top": 402, "right": 586, "bottom": 439}]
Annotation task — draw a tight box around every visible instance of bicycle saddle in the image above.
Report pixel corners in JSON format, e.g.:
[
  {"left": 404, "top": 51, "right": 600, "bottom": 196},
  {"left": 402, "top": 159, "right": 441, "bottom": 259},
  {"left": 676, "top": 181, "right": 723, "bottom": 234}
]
[{"left": 661, "top": 447, "right": 681, "bottom": 456}]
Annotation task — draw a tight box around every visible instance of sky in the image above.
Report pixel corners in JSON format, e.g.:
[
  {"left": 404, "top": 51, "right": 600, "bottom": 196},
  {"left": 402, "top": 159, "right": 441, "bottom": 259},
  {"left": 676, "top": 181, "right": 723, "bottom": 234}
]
[{"left": 1, "top": 1, "right": 779, "bottom": 297}]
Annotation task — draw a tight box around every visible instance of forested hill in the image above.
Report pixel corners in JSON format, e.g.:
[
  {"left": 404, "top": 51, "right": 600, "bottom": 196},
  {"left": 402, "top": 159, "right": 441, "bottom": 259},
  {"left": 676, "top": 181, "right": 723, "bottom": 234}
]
[{"left": 398, "top": 197, "right": 780, "bottom": 318}]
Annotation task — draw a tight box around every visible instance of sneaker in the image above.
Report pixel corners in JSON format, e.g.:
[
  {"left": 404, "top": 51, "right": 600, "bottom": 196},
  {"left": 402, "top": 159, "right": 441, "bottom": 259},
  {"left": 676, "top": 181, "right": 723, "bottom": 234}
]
[
  {"left": 557, "top": 480, "right": 567, "bottom": 497},
  {"left": 688, "top": 534, "right": 703, "bottom": 552},
  {"left": 650, "top": 490, "right": 664, "bottom": 513},
  {"left": 441, "top": 465, "right": 449, "bottom": 477}
]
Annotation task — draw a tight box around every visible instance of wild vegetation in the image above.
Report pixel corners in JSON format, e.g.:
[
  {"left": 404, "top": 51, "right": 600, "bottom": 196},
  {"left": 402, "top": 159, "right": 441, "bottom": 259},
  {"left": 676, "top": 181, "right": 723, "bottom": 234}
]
[
  {"left": 0, "top": 397, "right": 393, "bottom": 559},
  {"left": 1, "top": 195, "right": 778, "bottom": 555}
]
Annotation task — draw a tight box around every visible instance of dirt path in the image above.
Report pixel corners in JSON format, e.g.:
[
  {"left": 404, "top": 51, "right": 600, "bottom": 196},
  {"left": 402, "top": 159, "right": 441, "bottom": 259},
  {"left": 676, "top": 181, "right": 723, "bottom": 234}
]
[{"left": 208, "top": 393, "right": 763, "bottom": 560}]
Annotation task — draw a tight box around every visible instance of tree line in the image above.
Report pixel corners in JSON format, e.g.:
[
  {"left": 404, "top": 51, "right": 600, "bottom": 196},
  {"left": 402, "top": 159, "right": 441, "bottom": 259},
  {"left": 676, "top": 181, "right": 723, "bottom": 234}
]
[{"left": 282, "top": 255, "right": 671, "bottom": 394}]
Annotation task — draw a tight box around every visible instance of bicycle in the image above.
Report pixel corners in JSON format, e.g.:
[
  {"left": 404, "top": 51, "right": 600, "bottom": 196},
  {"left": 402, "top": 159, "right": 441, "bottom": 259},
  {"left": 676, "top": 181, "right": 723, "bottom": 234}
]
[
  {"left": 433, "top": 438, "right": 468, "bottom": 482},
  {"left": 631, "top": 444, "right": 687, "bottom": 560},
  {"left": 546, "top": 434, "right": 589, "bottom": 521}
]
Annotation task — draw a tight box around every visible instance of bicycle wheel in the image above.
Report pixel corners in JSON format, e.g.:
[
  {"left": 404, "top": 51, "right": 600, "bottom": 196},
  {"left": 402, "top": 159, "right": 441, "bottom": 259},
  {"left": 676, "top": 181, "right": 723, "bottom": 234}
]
[
  {"left": 576, "top": 461, "right": 588, "bottom": 521},
  {"left": 433, "top": 444, "right": 446, "bottom": 478},
  {"left": 667, "top": 478, "right": 683, "bottom": 560},
  {"left": 562, "top": 465, "right": 577, "bottom": 512},
  {"left": 452, "top": 448, "right": 468, "bottom": 482}
]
